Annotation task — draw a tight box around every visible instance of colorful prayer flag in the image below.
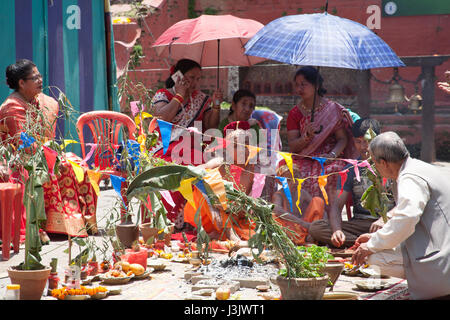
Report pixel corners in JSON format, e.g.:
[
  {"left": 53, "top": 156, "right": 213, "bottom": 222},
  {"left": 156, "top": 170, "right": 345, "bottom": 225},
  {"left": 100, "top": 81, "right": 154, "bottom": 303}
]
[
  {"left": 276, "top": 176, "right": 293, "bottom": 212},
  {"left": 157, "top": 119, "right": 173, "bottom": 155},
  {"left": 245, "top": 145, "right": 261, "bottom": 166},
  {"left": 87, "top": 170, "right": 102, "bottom": 196},
  {"left": 68, "top": 160, "right": 84, "bottom": 183},
  {"left": 312, "top": 156, "right": 327, "bottom": 176},
  {"left": 42, "top": 145, "right": 57, "bottom": 175},
  {"left": 279, "top": 152, "right": 294, "bottom": 179},
  {"left": 203, "top": 168, "right": 228, "bottom": 210},
  {"left": 178, "top": 177, "right": 197, "bottom": 210},
  {"left": 251, "top": 173, "right": 266, "bottom": 198},
  {"left": 318, "top": 175, "right": 329, "bottom": 205},
  {"left": 296, "top": 178, "right": 306, "bottom": 215}
]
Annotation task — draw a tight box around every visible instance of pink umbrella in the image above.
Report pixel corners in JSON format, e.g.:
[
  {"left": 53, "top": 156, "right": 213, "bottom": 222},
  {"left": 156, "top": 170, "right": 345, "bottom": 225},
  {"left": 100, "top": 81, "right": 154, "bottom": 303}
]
[{"left": 152, "top": 14, "right": 266, "bottom": 87}]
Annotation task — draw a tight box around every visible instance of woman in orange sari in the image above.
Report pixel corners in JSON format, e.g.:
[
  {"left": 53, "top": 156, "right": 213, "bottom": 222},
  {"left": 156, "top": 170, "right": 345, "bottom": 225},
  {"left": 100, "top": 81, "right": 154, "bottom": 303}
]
[{"left": 0, "top": 59, "right": 97, "bottom": 240}]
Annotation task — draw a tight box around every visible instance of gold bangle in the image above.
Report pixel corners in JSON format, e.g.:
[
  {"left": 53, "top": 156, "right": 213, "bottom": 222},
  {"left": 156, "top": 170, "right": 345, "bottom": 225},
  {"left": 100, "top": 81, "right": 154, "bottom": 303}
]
[
  {"left": 172, "top": 97, "right": 182, "bottom": 105},
  {"left": 175, "top": 94, "right": 184, "bottom": 103}
]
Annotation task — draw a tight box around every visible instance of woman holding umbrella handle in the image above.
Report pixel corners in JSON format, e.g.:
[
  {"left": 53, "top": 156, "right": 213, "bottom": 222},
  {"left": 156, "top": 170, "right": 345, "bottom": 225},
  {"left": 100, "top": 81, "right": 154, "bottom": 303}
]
[{"left": 279, "top": 66, "right": 357, "bottom": 205}]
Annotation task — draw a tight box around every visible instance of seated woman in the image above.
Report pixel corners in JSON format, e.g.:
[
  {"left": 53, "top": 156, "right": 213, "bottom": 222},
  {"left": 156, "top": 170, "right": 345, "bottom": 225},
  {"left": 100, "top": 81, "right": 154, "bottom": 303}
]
[
  {"left": 149, "top": 58, "right": 223, "bottom": 165},
  {"left": 149, "top": 59, "right": 223, "bottom": 229},
  {"left": 0, "top": 59, "right": 98, "bottom": 239},
  {"left": 282, "top": 66, "right": 357, "bottom": 209},
  {"left": 217, "top": 89, "right": 262, "bottom": 139}
]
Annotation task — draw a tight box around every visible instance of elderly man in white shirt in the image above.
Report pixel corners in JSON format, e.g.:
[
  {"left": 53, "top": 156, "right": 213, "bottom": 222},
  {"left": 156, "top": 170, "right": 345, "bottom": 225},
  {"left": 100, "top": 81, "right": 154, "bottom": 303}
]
[{"left": 352, "top": 131, "right": 450, "bottom": 300}]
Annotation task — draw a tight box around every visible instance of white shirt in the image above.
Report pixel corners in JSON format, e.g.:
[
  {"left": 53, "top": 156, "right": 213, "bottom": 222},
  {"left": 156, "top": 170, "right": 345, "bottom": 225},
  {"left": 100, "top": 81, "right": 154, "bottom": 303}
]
[{"left": 366, "top": 161, "right": 430, "bottom": 253}]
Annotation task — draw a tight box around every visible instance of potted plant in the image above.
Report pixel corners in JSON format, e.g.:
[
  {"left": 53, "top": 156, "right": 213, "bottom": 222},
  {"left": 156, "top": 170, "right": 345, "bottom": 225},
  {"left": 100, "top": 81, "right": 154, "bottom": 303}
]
[{"left": 2, "top": 132, "right": 57, "bottom": 299}]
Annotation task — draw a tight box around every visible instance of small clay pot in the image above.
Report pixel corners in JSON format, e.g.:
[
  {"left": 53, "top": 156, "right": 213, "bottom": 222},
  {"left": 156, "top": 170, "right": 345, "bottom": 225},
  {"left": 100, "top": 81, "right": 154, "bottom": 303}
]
[{"left": 116, "top": 223, "right": 139, "bottom": 248}]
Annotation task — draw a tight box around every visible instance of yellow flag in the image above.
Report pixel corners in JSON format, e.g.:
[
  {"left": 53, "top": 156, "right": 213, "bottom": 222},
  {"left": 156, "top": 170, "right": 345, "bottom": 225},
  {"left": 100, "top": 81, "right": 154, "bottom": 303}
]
[
  {"left": 296, "top": 178, "right": 306, "bottom": 215},
  {"left": 245, "top": 145, "right": 261, "bottom": 166},
  {"left": 203, "top": 168, "right": 228, "bottom": 210},
  {"left": 318, "top": 175, "right": 329, "bottom": 205},
  {"left": 178, "top": 177, "right": 197, "bottom": 210},
  {"left": 134, "top": 112, "right": 153, "bottom": 127},
  {"left": 61, "top": 139, "right": 78, "bottom": 150},
  {"left": 87, "top": 170, "right": 102, "bottom": 195},
  {"left": 279, "top": 152, "right": 294, "bottom": 179},
  {"left": 68, "top": 160, "right": 84, "bottom": 183}
]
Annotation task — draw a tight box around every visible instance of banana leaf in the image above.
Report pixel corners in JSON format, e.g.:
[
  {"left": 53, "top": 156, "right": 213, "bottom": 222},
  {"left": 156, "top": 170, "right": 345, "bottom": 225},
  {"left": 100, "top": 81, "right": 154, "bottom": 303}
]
[
  {"left": 126, "top": 164, "right": 206, "bottom": 199},
  {"left": 22, "top": 176, "right": 47, "bottom": 270}
]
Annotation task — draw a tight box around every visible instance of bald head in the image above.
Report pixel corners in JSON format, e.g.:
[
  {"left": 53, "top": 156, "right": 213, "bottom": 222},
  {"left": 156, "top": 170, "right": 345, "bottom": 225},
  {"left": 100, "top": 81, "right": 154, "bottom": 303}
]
[{"left": 369, "top": 131, "right": 410, "bottom": 163}]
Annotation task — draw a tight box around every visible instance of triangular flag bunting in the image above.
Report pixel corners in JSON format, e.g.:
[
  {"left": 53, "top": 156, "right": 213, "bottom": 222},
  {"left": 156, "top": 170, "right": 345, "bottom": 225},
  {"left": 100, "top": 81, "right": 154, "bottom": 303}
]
[
  {"left": 296, "top": 178, "right": 306, "bottom": 215},
  {"left": 135, "top": 112, "right": 152, "bottom": 128},
  {"left": 61, "top": 139, "right": 78, "bottom": 150},
  {"left": 251, "top": 173, "right": 266, "bottom": 198},
  {"left": 245, "top": 145, "right": 261, "bottom": 166},
  {"left": 178, "top": 177, "right": 197, "bottom": 210},
  {"left": 148, "top": 117, "right": 158, "bottom": 133},
  {"left": 229, "top": 165, "right": 243, "bottom": 190},
  {"left": 206, "top": 137, "right": 228, "bottom": 153},
  {"left": 276, "top": 176, "right": 293, "bottom": 212},
  {"left": 358, "top": 160, "right": 376, "bottom": 176},
  {"left": 343, "top": 159, "right": 360, "bottom": 182},
  {"left": 42, "top": 146, "right": 58, "bottom": 175},
  {"left": 312, "top": 156, "right": 327, "bottom": 176},
  {"left": 338, "top": 169, "right": 349, "bottom": 198},
  {"left": 68, "top": 160, "right": 84, "bottom": 183},
  {"left": 203, "top": 168, "right": 228, "bottom": 210},
  {"left": 110, "top": 174, "right": 127, "bottom": 209},
  {"left": 157, "top": 119, "right": 173, "bottom": 155},
  {"left": 318, "top": 175, "right": 329, "bottom": 205},
  {"left": 279, "top": 152, "right": 294, "bottom": 179},
  {"left": 81, "top": 143, "right": 97, "bottom": 165},
  {"left": 130, "top": 101, "right": 141, "bottom": 117},
  {"left": 87, "top": 170, "right": 102, "bottom": 195},
  {"left": 160, "top": 190, "right": 176, "bottom": 209}
]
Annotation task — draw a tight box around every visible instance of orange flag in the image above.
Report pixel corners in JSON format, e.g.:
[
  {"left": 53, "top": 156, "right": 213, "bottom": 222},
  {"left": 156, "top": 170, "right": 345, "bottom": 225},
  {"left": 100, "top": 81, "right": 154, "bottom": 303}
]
[
  {"left": 87, "top": 170, "right": 102, "bottom": 195},
  {"left": 245, "top": 145, "right": 261, "bottom": 166},
  {"left": 203, "top": 168, "right": 228, "bottom": 210},
  {"left": 318, "top": 175, "right": 329, "bottom": 205}
]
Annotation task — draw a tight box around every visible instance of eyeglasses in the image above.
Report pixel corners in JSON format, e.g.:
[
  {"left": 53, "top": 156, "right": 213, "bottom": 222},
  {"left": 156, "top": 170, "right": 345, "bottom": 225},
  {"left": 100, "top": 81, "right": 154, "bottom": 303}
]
[{"left": 24, "top": 74, "right": 43, "bottom": 82}]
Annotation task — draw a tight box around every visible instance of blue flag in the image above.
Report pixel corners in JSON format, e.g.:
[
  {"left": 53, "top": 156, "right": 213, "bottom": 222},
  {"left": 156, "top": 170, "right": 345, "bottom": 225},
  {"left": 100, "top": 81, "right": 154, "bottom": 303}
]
[
  {"left": 110, "top": 174, "right": 127, "bottom": 209},
  {"left": 276, "top": 176, "right": 293, "bottom": 212},
  {"left": 157, "top": 119, "right": 173, "bottom": 155},
  {"left": 311, "top": 156, "right": 327, "bottom": 176}
]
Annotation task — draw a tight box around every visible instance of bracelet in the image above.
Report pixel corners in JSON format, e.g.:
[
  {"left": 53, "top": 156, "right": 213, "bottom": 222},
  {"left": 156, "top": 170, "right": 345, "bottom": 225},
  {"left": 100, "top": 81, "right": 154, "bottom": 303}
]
[
  {"left": 212, "top": 105, "right": 221, "bottom": 111},
  {"left": 330, "top": 151, "right": 337, "bottom": 158},
  {"left": 175, "top": 93, "right": 184, "bottom": 104},
  {"left": 172, "top": 97, "right": 182, "bottom": 105}
]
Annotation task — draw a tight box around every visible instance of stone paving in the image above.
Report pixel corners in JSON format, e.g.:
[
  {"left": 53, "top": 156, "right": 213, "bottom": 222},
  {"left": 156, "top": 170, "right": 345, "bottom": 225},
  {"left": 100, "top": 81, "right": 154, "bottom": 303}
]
[{"left": 2, "top": 160, "right": 449, "bottom": 300}]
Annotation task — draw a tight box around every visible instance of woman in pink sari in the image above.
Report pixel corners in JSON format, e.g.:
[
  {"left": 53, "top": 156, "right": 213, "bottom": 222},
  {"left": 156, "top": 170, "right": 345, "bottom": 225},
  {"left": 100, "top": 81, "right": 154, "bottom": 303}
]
[
  {"left": 279, "top": 66, "right": 357, "bottom": 207},
  {"left": 0, "top": 59, "right": 97, "bottom": 240},
  {"left": 149, "top": 59, "right": 223, "bottom": 227}
]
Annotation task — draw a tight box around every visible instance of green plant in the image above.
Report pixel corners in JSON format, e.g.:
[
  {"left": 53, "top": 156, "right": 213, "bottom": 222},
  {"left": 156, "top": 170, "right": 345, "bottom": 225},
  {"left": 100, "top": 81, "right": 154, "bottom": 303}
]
[
  {"left": 360, "top": 128, "right": 393, "bottom": 223},
  {"left": 0, "top": 88, "right": 77, "bottom": 270}
]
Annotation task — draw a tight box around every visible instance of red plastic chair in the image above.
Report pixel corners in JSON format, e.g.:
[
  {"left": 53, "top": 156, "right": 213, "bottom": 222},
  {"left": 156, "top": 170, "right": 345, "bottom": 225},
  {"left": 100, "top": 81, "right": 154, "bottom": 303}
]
[
  {"left": 76, "top": 111, "right": 136, "bottom": 178},
  {"left": 77, "top": 111, "right": 136, "bottom": 223},
  {"left": 0, "top": 183, "right": 23, "bottom": 260}
]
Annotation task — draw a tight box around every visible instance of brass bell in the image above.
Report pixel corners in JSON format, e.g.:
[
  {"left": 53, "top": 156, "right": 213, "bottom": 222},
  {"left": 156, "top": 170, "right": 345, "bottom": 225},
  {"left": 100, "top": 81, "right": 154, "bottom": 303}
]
[
  {"left": 386, "top": 81, "right": 406, "bottom": 104},
  {"left": 406, "top": 93, "right": 423, "bottom": 113}
]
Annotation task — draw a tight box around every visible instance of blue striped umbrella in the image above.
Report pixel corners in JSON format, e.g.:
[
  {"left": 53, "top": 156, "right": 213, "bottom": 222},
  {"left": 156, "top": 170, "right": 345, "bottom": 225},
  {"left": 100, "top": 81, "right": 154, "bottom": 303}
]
[{"left": 244, "top": 12, "right": 405, "bottom": 70}]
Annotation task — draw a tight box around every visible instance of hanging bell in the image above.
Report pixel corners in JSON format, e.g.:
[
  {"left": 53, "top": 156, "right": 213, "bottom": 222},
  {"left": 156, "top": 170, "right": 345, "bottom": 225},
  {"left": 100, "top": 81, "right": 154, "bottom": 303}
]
[
  {"left": 406, "top": 93, "right": 423, "bottom": 113},
  {"left": 386, "top": 81, "right": 406, "bottom": 104}
]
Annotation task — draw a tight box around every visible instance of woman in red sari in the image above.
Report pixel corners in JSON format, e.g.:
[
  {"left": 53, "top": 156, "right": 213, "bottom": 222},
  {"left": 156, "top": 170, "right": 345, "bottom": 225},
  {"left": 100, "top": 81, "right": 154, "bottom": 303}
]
[
  {"left": 0, "top": 59, "right": 97, "bottom": 240},
  {"left": 280, "top": 66, "right": 357, "bottom": 208},
  {"left": 149, "top": 59, "right": 223, "bottom": 227}
]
